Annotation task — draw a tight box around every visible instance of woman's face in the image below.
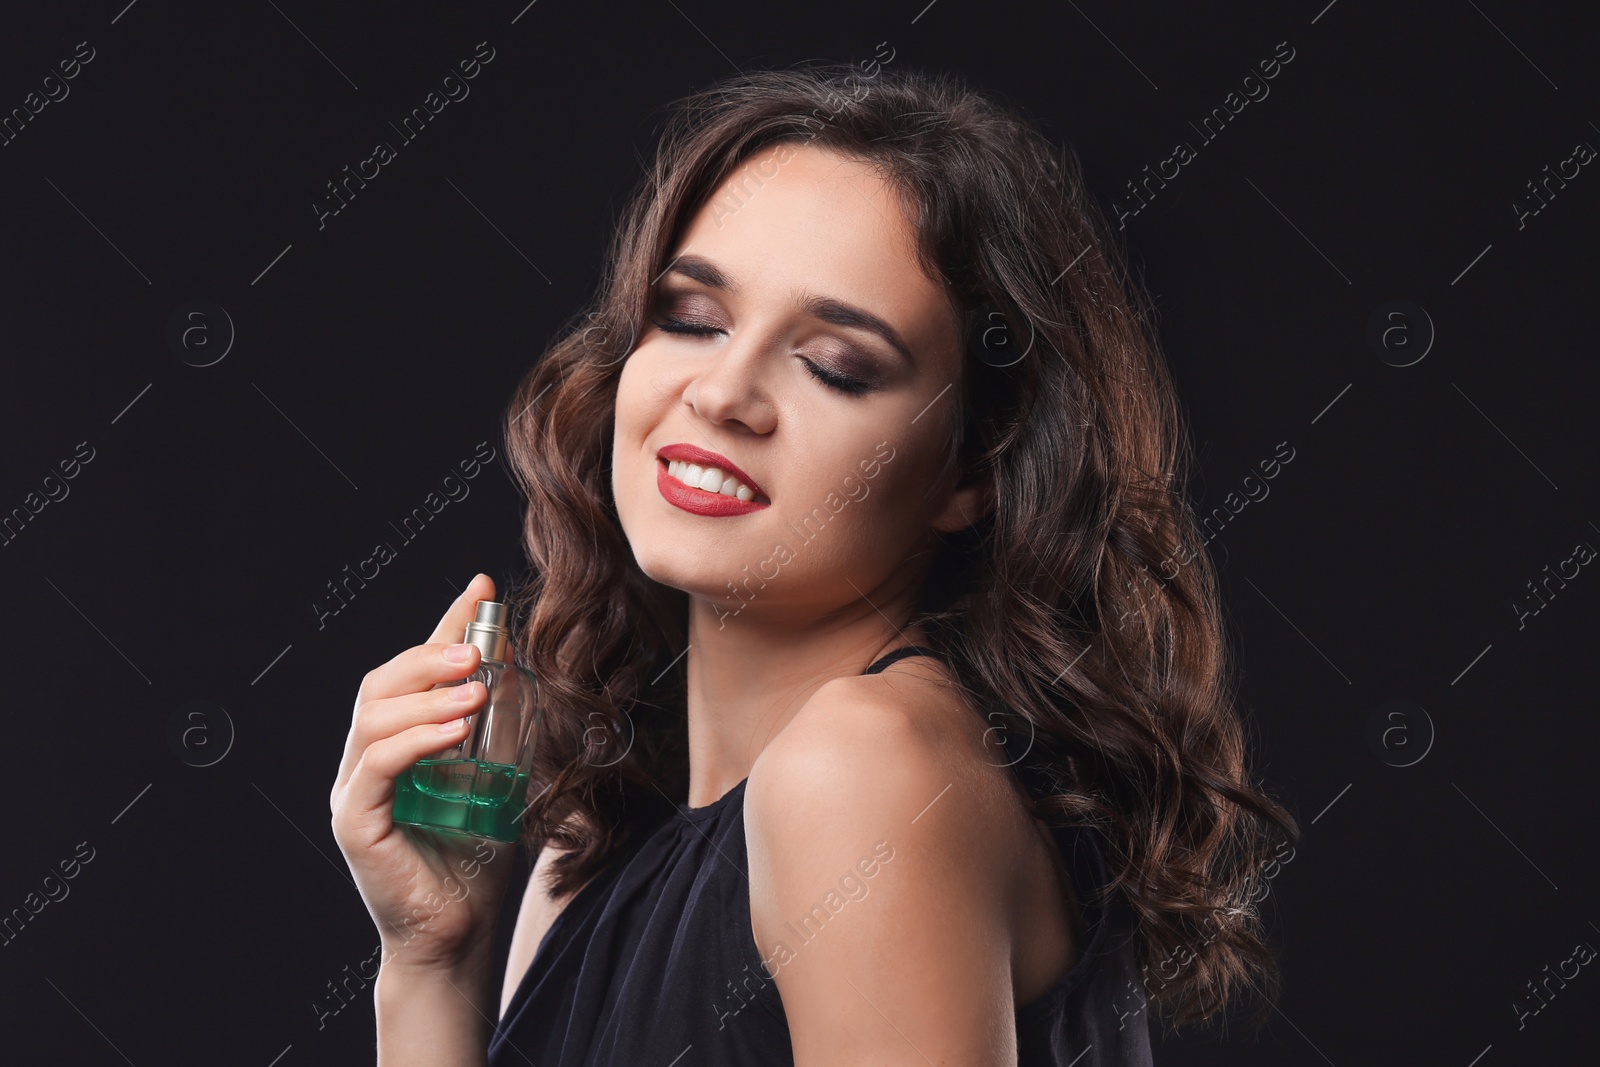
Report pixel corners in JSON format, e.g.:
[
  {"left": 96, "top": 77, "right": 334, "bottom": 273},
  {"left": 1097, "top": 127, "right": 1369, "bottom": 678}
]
[{"left": 611, "top": 142, "right": 984, "bottom": 626}]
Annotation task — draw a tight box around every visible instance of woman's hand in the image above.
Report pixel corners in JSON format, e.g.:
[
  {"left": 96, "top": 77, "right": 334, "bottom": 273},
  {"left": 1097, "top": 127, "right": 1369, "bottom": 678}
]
[{"left": 330, "top": 572, "right": 520, "bottom": 975}]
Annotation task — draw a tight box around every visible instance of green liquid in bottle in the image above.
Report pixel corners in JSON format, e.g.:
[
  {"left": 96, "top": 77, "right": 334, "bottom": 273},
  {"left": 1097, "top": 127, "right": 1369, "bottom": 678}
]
[{"left": 392, "top": 758, "right": 530, "bottom": 843}]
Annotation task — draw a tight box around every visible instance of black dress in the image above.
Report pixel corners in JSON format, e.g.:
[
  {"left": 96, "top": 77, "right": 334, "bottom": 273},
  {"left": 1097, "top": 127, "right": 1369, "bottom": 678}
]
[{"left": 489, "top": 646, "right": 1156, "bottom": 1066}]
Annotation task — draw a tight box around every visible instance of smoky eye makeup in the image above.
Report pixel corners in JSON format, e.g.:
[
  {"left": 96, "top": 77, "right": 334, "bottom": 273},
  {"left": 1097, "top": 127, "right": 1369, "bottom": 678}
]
[
  {"left": 805, "top": 344, "right": 885, "bottom": 390},
  {"left": 650, "top": 287, "right": 725, "bottom": 331},
  {"left": 647, "top": 283, "right": 892, "bottom": 395}
]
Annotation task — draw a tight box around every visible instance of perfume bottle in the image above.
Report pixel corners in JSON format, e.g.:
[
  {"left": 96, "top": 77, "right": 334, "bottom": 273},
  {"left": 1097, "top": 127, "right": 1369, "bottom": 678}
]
[{"left": 392, "top": 600, "right": 540, "bottom": 842}]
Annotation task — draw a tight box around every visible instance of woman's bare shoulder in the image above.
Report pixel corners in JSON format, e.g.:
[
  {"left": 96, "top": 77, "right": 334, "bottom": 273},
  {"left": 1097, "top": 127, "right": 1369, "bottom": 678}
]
[
  {"left": 744, "top": 656, "right": 1031, "bottom": 902},
  {"left": 752, "top": 656, "right": 1025, "bottom": 822},
  {"left": 745, "top": 658, "right": 1079, "bottom": 1006}
]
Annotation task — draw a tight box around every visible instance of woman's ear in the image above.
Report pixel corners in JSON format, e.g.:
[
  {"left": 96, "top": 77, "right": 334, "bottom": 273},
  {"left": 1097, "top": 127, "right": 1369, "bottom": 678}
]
[{"left": 931, "top": 472, "right": 992, "bottom": 534}]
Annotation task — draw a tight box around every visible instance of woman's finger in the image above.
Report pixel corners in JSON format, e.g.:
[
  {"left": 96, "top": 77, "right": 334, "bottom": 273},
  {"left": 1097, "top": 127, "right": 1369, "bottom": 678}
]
[
  {"left": 427, "top": 572, "right": 497, "bottom": 647},
  {"left": 352, "top": 680, "right": 487, "bottom": 755},
  {"left": 335, "top": 663, "right": 485, "bottom": 794},
  {"left": 342, "top": 716, "right": 477, "bottom": 823},
  {"left": 333, "top": 572, "right": 498, "bottom": 799},
  {"left": 358, "top": 640, "right": 481, "bottom": 708}
]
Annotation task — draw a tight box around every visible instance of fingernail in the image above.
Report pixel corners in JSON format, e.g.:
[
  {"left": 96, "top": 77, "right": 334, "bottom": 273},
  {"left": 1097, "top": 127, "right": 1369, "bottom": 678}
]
[
  {"left": 444, "top": 644, "right": 473, "bottom": 664},
  {"left": 452, "top": 682, "right": 479, "bottom": 702},
  {"left": 439, "top": 717, "right": 467, "bottom": 733}
]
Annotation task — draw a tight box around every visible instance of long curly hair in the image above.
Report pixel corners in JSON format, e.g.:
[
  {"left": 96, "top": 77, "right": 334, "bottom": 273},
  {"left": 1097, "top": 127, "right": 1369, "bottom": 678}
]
[{"left": 498, "top": 60, "right": 1300, "bottom": 1033}]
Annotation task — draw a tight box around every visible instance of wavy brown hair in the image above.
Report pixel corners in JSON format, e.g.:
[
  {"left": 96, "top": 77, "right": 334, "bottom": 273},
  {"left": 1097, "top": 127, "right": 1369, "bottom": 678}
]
[{"left": 498, "top": 61, "right": 1300, "bottom": 1033}]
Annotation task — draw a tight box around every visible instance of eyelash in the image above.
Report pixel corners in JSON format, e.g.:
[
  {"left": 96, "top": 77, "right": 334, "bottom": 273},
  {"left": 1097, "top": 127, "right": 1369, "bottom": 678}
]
[{"left": 650, "top": 316, "right": 872, "bottom": 396}]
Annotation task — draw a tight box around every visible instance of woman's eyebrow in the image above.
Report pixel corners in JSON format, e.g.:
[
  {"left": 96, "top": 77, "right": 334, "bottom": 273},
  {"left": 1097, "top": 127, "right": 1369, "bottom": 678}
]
[
  {"left": 662, "top": 253, "right": 733, "bottom": 292},
  {"left": 799, "top": 295, "right": 914, "bottom": 367},
  {"left": 661, "top": 252, "right": 914, "bottom": 367}
]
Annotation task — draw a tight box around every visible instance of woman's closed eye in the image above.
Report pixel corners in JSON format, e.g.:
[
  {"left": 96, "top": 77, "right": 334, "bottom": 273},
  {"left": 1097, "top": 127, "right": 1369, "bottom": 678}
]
[
  {"left": 651, "top": 315, "right": 722, "bottom": 337},
  {"left": 650, "top": 315, "right": 876, "bottom": 397}
]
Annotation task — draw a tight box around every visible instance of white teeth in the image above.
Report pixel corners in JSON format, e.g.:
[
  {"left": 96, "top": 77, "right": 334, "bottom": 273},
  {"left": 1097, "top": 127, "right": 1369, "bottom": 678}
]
[{"left": 665, "top": 458, "right": 759, "bottom": 501}]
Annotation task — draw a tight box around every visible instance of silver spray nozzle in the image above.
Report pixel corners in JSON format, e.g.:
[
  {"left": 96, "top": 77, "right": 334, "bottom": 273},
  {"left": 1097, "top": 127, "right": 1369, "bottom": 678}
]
[{"left": 464, "top": 599, "right": 512, "bottom": 663}]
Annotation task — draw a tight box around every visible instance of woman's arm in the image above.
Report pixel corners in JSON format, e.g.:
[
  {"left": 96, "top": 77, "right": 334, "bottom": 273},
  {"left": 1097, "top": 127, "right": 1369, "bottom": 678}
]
[
  {"left": 375, "top": 941, "right": 498, "bottom": 1067},
  {"left": 329, "top": 574, "right": 522, "bottom": 1066},
  {"left": 745, "top": 679, "right": 1024, "bottom": 1067},
  {"left": 375, "top": 831, "right": 588, "bottom": 1062}
]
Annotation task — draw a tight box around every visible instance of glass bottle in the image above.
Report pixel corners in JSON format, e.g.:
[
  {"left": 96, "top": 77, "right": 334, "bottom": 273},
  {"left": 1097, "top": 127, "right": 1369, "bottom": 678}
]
[{"left": 392, "top": 600, "right": 540, "bottom": 842}]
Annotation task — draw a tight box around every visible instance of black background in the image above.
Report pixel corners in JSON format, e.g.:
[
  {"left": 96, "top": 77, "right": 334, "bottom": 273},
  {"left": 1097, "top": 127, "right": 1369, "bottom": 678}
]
[{"left": 1, "top": 1, "right": 1596, "bottom": 1064}]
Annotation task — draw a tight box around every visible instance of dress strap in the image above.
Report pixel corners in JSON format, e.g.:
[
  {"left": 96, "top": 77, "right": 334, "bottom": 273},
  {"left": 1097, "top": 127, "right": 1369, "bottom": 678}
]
[{"left": 862, "top": 644, "right": 944, "bottom": 675}]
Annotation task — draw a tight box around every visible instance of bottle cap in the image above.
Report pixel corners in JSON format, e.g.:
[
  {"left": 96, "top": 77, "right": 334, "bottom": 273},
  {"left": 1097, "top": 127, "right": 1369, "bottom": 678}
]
[{"left": 464, "top": 599, "right": 511, "bottom": 663}]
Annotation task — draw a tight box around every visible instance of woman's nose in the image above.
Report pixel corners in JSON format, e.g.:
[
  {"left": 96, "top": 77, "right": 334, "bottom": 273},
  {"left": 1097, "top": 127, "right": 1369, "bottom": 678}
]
[{"left": 683, "top": 336, "right": 777, "bottom": 433}]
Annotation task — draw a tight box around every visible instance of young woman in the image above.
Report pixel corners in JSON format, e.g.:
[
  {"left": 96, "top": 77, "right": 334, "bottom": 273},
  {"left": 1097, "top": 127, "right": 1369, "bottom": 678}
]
[{"left": 332, "top": 63, "right": 1299, "bottom": 1066}]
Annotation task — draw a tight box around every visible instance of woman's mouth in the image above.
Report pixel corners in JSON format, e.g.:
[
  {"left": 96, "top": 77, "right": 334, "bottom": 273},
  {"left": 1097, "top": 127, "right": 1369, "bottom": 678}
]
[{"left": 656, "top": 458, "right": 770, "bottom": 516}]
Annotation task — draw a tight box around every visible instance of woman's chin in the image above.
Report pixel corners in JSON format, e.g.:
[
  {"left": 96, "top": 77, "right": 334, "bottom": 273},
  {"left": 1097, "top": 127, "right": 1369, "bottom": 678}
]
[{"left": 633, "top": 553, "right": 743, "bottom": 599}]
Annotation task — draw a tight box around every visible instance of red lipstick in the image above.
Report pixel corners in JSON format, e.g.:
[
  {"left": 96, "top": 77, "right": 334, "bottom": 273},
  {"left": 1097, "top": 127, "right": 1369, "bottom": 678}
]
[{"left": 655, "top": 443, "right": 769, "bottom": 516}]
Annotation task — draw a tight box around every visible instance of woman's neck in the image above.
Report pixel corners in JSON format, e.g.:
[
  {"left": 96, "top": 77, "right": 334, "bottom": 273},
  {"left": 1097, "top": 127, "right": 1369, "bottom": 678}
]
[{"left": 678, "top": 591, "right": 924, "bottom": 808}]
